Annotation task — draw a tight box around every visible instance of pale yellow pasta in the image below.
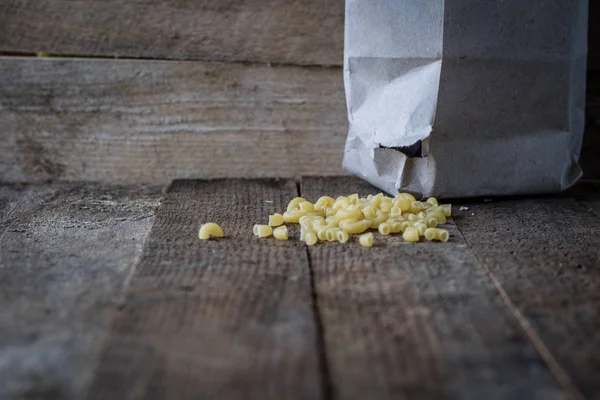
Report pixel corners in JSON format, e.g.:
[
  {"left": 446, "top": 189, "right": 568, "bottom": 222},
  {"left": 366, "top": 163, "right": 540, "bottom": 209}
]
[
  {"left": 198, "top": 223, "right": 224, "bottom": 240},
  {"left": 269, "top": 213, "right": 285, "bottom": 227},
  {"left": 380, "top": 200, "right": 393, "bottom": 212},
  {"left": 424, "top": 228, "right": 449, "bottom": 242},
  {"left": 410, "top": 201, "right": 426, "bottom": 214},
  {"left": 370, "top": 196, "right": 383, "bottom": 208},
  {"left": 333, "top": 197, "right": 351, "bottom": 209},
  {"left": 299, "top": 201, "right": 315, "bottom": 212},
  {"left": 362, "top": 205, "right": 377, "bottom": 219},
  {"left": 325, "top": 215, "right": 344, "bottom": 227},
  {"left": 368, "top": 211, "right": 389, "bottom": 229},
  {"left": 300, "top": 220, "right": 313, "bottom": 231},
  {"left": 359, "top": 232, "right": 374, "bottom": 247},
  {"left": 440, "top": 204, "right": 452, "bottom": 217},
  {"left": 394, "top": 198, "right": 412, "bottom": 212},
  {"left": 398, "top": 193, "right": 416, "bottom": 202},
  {"left": 425, "top": 217, "right": 439, "bottom": 228},
  {"left": 315, "top": 196, "right": 335, "bottom": 210},
  {"left": 312, "top": 219, "right": 327, "bottom": 228},
  {"left": 390, "top": 222, "right": 403, "bottom": 233},
  {"left": 273, "top": 226, "right": 288, "bottom": 240},
  {"left": 339, "top": 219, "right": 370, "bottom": 234},
  {"left": 336, "top": 208, "right": 363, "bottom": 220},
  {"left": 317, "top": 228, "right": 328, "bottom": 241},
  {"left": 390, "top": 206, "right": 402, "bottom": 217},
  {"left": 402, "top": 227, "right": 419, "bottom": 242},
  {"left": 414, "top": 222, "right": 427, "bottom": 236},
  {"left": 325, "top": 208, "right": 337, "bottom": 217},
  {"left": 298, "top": 215, "right": 311, "bottom": 224},
  {"left": 305, "top": 231, "right": 318, "bottom": 246},
  {"left": 309, "top": 210, "right": 326, "bottom": 218},
  {"left": 417, "top": 212, "right": 427, "bottom": 220},
  {"left": 426, "top": 197, "right": 439, "bottom": 207},
  {"left": 337, "top": 230, "right": 349, "bottom": 243},
  {"left": 253, "top": 224, "right": 273, "bottom": 238},
  {"left": 287, "top": 197, "right": 306, "bottom": 211},
  {"left": 326, "top": 229, "right": 338, "bottom": 242},
  {"left": 348, "top": 193, "right": 359, "bottom": 204},
  {"left": 283, "top": 210, "right": 305, "bottom": 223},
  {"left": 426, "top": 210, "right": 447, "bottom": 225},
  {"left": 407, "top": 213, "right": 420, "bottom": 221},
  {"left": 378, "top": 223, "right": 392, "bottom": 236}
]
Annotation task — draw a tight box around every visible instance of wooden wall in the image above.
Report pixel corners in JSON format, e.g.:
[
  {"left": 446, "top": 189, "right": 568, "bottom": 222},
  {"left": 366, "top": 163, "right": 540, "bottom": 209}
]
[{"left": 0, "top": 1, "right": 597, "bottom": 183}]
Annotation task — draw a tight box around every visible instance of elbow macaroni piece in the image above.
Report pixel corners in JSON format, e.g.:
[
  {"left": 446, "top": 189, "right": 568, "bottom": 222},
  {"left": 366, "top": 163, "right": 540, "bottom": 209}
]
[
  {"left": 426, "top": 197, "right": 439, "bottom": 207},
  {"left": 337, "top": 230, "right": 349, "bottom": 243},
  {"left": 378, "top": 223, "right": 391, "bottom": 236},
  {"left": 269, "top": 213, "right": 285, "bottom": 227},
  {"left": 424, "top": 228, "right": 450, "bottom": 242},
  {"left": 273, "top": 226, "right": 288, "bottom": 240},
  {"left": 359, "top": 232, "right": 373, "bottom": 247},
  {"left": 427, "top": 210, "right": 447, "bottom": 225},
  {"left": 440, "top": 204, "right": 452, "bottom": 217},
  {"left": 402, "top": 227, "right": 419, "bottom": 242},
  {"left": 305, "top": 231, "right": 318, "bottom": 246},
  {"left": 315, "top": 196, "right": 335, "bottom": 210},
  {"left": 198, "top": 223, "right": 224, "bottom": 240},
  {"left": 299, "top": 201, "right": 315, "bottom": 212},
  {"left": 339, "top": 219, "right": 370, "bottom": 234},
  {"left": 253, "top": 224, "right": 273, "bottom": 238},
  {"left": 368, "top": 211, "right": 389, "bottom": 229},
  {"left": 287, "top": 197, "right": 306, "bottom": 212}
]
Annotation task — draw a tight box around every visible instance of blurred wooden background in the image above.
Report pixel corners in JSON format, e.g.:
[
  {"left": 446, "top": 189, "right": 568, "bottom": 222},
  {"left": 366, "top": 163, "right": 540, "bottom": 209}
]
[{"left": 0, "top": 0, "right": 598, "bottom": 183}]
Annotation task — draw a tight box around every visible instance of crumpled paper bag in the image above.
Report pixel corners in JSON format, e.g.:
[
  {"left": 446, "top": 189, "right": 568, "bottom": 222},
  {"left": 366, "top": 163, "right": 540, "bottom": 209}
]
[{"left": 343, "top": 0, "right": 588, "bottom": 198}]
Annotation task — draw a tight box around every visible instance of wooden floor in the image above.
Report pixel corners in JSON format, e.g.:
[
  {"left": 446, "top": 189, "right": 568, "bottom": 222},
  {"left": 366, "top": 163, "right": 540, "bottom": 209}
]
[{"left": 1, "top": 177, "right": 600, "bottom": 400}]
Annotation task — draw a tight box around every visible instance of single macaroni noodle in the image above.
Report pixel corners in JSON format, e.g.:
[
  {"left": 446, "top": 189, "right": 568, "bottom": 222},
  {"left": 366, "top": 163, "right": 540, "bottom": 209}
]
[
  {"left": 273, "top": 226, "right": 288, "bottom": 240},
  {"left": 269, "top": 213, "right": 284, "bottom": 227},
  {"left": 198, "top": 223, "right": 224, "bottom": 240},
  {"left": 253, "top": 224, "right": 273, "bottom": 238},
  {"left": 359, "top": 232, "right": 374, "bottom": 247},
  {"left": 424, "top": 228, "right": 450, "bottom": 242}
]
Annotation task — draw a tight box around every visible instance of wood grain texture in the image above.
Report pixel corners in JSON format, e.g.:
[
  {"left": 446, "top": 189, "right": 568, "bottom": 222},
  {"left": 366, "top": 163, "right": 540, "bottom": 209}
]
[
  {"left": 87, "top": 179, "right": 323, "bottom": 400},
  {"left": 300, "top": 176, "right": 565, "bottom": 400},
  {"left": 454, "top": 192, "right": 600, "bottom": 399},
  {"left": 0, "top": 0, "right": 344, "bottom": 66},
  {"left": 0, "top": 183, "right": 161, "bottom": 400},
  {"left": 0, "top": 57, "right": 347, "bottom": 184}
]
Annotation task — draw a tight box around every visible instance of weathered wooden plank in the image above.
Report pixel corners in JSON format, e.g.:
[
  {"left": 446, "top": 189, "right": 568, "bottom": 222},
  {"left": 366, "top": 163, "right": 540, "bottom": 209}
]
[
  {"left": 0, "top": 183, "right": 161, "bottom": 399},
  {"left": 300, "top": 177, "right": 566, "bottom": 399},
  {"left": 87, "top": 179, "right": 323, "bottom": 400},
  {"left": 0, "top": 57, "right": 347, "bottom": 184},
  {"left": 454, "top": 193, "right": 600, "bottom": 399},
  {"left": 0, "top": 0, "right": 344, "bottom": 66}
]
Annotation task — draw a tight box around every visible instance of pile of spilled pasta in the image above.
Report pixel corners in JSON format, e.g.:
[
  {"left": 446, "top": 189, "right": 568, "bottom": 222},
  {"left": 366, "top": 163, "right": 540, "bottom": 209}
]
[{"left": 199, "top": 193, "right": 451, "bottom": 247}]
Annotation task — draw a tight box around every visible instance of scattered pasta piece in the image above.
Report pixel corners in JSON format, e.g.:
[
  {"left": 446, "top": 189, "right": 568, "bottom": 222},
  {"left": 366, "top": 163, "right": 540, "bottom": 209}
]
[
  {"left": 253, "top": 224, "right": 273, "bottom": 238},
  {"left": 359, "top": 232, "right": 374, "bottom": 247},
  {"left": 402, "top": 227, "right": 420, "bottom": 242},
  {"left": 424, "top": 228, "right": 450, "bottom": 242},
  {"left": 273, "top": 226, "right": 288, "bottom": 240},
  {"left": 305, "top": 231, "right": 318, "bottom": 246},
  {"left": 198, "top": 223, "right": 224, "bottom": 240},
  {"left": 269, "top": 213, "right": 285, "bottom": 227}
]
